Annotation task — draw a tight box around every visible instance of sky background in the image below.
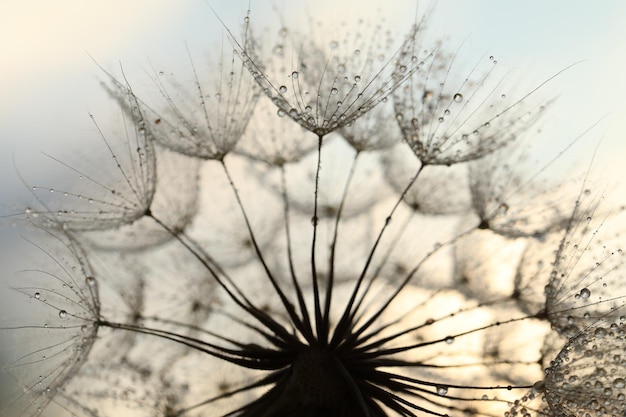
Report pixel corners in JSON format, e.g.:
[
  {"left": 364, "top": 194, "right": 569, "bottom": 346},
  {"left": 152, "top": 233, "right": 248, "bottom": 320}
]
[{"left": 1, "top": 0, "right": 626, "bottom": 203}]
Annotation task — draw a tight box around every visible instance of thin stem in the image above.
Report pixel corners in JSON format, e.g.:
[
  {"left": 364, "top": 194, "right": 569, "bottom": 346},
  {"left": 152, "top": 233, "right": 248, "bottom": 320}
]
[
  {"left": 323, "top": 150, "right": 361, "bottom": 338},
  {"left": 331, "top": 163, "right": 426, "bottom": 347},
  {"left": 310, "top": 134, "right": 325, "bottom": 342}
]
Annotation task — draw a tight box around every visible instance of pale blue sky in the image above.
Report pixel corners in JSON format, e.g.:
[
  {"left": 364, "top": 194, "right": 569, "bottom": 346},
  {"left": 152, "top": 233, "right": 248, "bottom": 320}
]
[{"left": 1, "top": 1, "right": 625, "bottom": 199}]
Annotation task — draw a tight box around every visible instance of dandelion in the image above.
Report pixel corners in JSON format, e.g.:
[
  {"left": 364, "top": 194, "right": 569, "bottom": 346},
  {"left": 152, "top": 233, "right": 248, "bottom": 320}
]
[
  {"left": 230, "top": 11, "right": 428, "bottom": 137},
  {"left": 2, "top": 3, "right": 626, "bottom": 417},
  {"left": 105, "top": 29, "right": 260, "bottom": 161},
  {"left": 392, "top": 40, "right": 548, "bottom": 167},
  {"left": 0, "top": 227, "right": 101, "bottom": 417},
  {"left": 21, "top": 85, "right": 156, "bottom": 233}
]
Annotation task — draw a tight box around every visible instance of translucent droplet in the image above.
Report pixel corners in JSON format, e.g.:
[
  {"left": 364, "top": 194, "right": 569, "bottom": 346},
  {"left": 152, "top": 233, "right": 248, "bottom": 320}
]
[
  {"left": 58, "top": 310, "right": 67, "bottom": 319},
  {"left": 34, "top": 292, "right": 40, "bottom": 299},
  {"left": 289, "top": 108, "right": 298, "bottom": 117},
  {"left": 594, "top": 327, "right": 607, "bottom": 338},
  {"left": 330, "top": 88, "right": 338, "bottom": 95},
  {"left": 580, "top": 288, "right": 591, "bottom": 300},
  {"left": 305, "top": 105, "right": 312, "bottom": 113},
  {"left": 532, "top": 380, "right": 546, "bottom": 393},
  {"left": 291, "top": 71, "right": 299, "bottom": 79},
  {"left": 438, "top": 117, "right": 444, "bottom": 123},
  {"left": 311, "top": 216, "right": 318, "bottom": 226},
  {"left": 273, "top": 45, "right": 284, "bottom": 56},
  {"left": 277, "top": 109, "right": 286, "bottom": 117},
  {"left": 354, "top": 75, "right": 361, "bottom": 82},
  {"left": 85, "top": 276, "right": 96, "bottom": 287},
  {"left": 444, "top": 336, "right": 455, "bottom": 344},
  {"left": 437, "top": 386, "right": 448, "bottom": 396},
  {"left": 453, "top": 93, "right": 463, "bottom": 102},
  {"left": 613, "top": 378, "right": 625, "bottom": 389},
  {"left": 489, "top": 55, "right": 494, "bottom": 60},
  {"left": 279, "top": 85, "right": 288, "bottom": 93}
]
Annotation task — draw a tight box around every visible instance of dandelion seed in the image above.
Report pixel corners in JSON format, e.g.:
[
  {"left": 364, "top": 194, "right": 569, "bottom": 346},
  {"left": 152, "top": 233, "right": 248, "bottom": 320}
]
[
  {"left": 230, "top": 12, "right": 428, "bottom": 136},
  {"left": 393, "top": 42, "right": 548, "bottom": 166},
  {"left": 106, "top": 38, "right": 259, "bottom": 161},
  {"left": 0, "top": 227, "right": 100, "bottom": 417},
  {"left": 21, "top": 88, "right": 156, "bottom": 233}
]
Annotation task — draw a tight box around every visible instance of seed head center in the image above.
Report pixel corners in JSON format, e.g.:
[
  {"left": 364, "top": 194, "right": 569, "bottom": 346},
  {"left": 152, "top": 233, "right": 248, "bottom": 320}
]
[{"left": 290, "top": 347, "right": 346, "bottom": 407}]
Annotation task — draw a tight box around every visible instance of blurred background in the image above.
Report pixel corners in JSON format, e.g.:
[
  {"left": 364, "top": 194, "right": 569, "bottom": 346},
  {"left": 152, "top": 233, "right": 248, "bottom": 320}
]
[{"left": 1, "top": 0, "right": 626, "bottom": 203}]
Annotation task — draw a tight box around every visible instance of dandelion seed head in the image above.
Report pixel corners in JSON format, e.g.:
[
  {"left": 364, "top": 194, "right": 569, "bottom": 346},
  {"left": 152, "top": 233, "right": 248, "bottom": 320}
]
[{"left": 2, "top": 3, "right": 626, "bottom": 417}]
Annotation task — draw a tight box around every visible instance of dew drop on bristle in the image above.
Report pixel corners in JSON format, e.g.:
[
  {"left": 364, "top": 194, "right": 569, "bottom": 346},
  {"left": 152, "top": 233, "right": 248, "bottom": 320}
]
[
  {"left": 579, "top": 288, "right": 591, "bottom": 299},
  {"left": 453, "top": 93, "right": 463, "bottom": 102}
]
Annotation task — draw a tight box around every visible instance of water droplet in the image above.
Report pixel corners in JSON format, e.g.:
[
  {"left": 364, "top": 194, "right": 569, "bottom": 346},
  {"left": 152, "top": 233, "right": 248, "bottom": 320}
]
[
  {"left": 613, "top": 378, "right": 625, "bottom": 389},
  {"left": 453, "top": 93, "right": 463, "bottom": 102},
  {"left": 437, "top": 386, "right": 448, "bottom": 396},
  {"left": 444, "top": 336, "right": 455, "bottom": 344},
  {"left": 277, "top": 109, "right": 286, "bottom": 117},
  {"left": 291, "top": 71, "right": 299, "bottom": 79},
  {"left": 305, "top": 105, "right": 312, "bottom": 113},
  {"left": 85, "top": 276, "right": 96, "bottom": 286},
  {"left": 532, "top": 380, "right": 546, "bottom": 393},
  {"left": 311, "top": 216, "right": 318, "bottom": 226},
  {"left": 438, "top": 117, "right": 444, "bottom": 123},
  {"left": 289, "top": 108, "right": 298, "bottom": 117},
  {"left": 243, "top": 16, "right": 249, "bottom": 23},
  {"left": 330, "top": 88, "right": 338, "bottom": 95},
  {"left": 580, "top": 288, "right": 591, "bottom": 300},
  {"left": 594, "top": 327, "right": 607, "bottom": 338},
  {"left": 58, "top": 310, "right": 67, "bottom": 319},
  {"left": 273, "top": 45, "right": 284, "bottom": 56},
  {"left": 279, "top": 85, "right": 288, "bottom": 93},
  {"left": 354, "top": 75, "right": 361, "bottom": 82},
  {"left": 34, "top": 292, "right": 40, "bottom": 299},
  {"left": 489, "top": 55, "right": 494, "bottom": 61}
]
